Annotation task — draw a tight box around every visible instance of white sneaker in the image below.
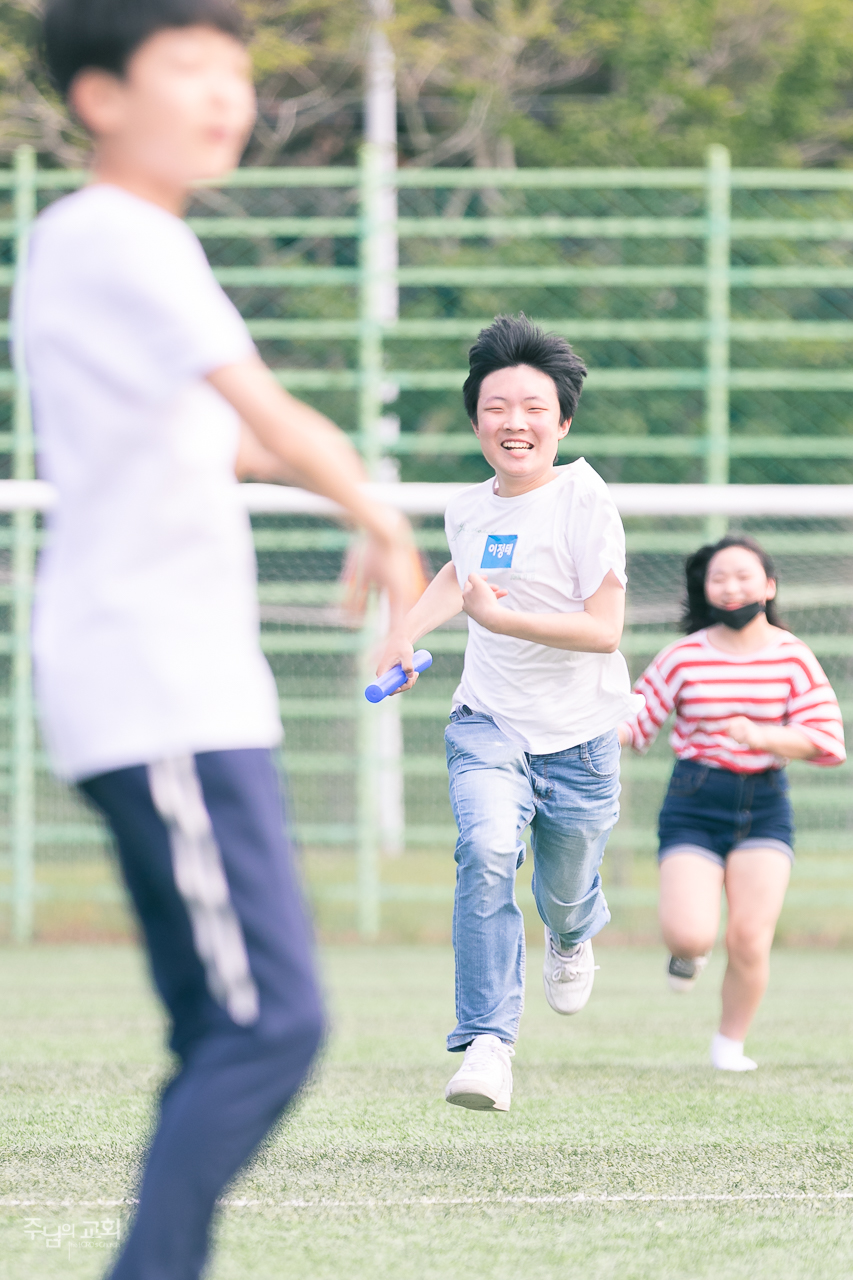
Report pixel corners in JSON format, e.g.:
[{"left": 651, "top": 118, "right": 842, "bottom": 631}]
[
  {"left": 445, "top": 1034, "right": 514, "bottom": 1112},
  {"left": 711, "top": 1032, "right": 757, "bottom": 1072},
  {"left": 667, "top": 951, "right": 711, "bottom": 993},
  {"left": 542, "top": 928, "right": 598, "bottom": 1015}
]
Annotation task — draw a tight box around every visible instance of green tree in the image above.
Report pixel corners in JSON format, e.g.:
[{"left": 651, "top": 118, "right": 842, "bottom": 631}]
[
  {"left": 1, "top": 0, "right": 853, "bottom": 167},
  {"left": 0, "top": 0, "right": 81, "bottom": 163},
  {"left": 503, "top": 0, "right": 853, "bottom": 167}
]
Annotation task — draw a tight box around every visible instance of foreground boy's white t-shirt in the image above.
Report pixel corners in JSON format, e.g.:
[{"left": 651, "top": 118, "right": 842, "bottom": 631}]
[
  {"left": 445, "top": 460, "right": 643, "bottom": 754},
  {"left": 16, "top": 184, "right": 282, "bottom": 780}
]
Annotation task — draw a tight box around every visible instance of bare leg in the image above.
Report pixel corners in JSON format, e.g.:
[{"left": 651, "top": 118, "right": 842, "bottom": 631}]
[
  {"left": 658, "top": 853, "right": 724, "bottom": 959},
  {"left": 719, "top": 849, "right": 791, "bottom": 1041}
]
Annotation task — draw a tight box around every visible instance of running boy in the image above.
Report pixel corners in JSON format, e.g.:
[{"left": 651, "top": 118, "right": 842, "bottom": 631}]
[
  {"left": 377, "top": 314, "right": 643, "bottom": 1112},
  {"left": 20, "top": 4, "right": 418, "bottom": 1278}
]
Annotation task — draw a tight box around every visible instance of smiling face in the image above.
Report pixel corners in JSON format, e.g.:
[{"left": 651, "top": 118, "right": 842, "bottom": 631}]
[
  {"left": 71, "top": 26, "right": 256, "bottom": 197},
  {"left": 705, "top": 545, "right": 776, "bottom": 611},
  {"left": 472, "top": 364, "right": 570, "bottom": 496}
]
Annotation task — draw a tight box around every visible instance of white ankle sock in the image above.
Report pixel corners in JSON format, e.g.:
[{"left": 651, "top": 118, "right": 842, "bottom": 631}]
[{"left": 711, "top": 1032, "right": 758, "bottom": 1072}]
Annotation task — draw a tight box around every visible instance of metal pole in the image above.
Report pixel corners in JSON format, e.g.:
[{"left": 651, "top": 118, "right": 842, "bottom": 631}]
[
  {"left": 364, "top": 1, "right": 405, "bottom": 859},
  {"left": 355, "top": 142, "right": 384, "bottom": 938},
  {"left": 358, "top": 141, "right": 385, "bottom": 478},
  {"left": 11, "top": 145, "right": 36, "bottom": 944},
  {"left": 704, "top": 144, "right": 731, "bottom": 540},
  {"left": 356, "top": 597, "right": 381, "bottom": 941},
  {"left": 364, "top": 0, "right": 399, "bottom": 349}
]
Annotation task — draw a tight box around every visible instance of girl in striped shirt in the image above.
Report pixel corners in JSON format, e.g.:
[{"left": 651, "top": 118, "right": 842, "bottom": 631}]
[{"left": 619, "top": 535, "right": 845, "bottom": 1072}]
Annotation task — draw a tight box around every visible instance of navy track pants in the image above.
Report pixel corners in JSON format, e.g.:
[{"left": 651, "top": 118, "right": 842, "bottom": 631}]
[{"left": 80, "top": 748, "right": 324, "bottom": 1280}]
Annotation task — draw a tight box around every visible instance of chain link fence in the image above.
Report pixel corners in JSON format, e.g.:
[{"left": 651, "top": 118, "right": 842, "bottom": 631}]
[{"left": 0, "top": 147, "right": 850, "bottom": 942}]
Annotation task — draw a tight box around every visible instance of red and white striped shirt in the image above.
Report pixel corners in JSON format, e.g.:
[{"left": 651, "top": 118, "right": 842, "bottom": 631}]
[{"left": 623, "top": 630, "right": 846, "bottom": 773}]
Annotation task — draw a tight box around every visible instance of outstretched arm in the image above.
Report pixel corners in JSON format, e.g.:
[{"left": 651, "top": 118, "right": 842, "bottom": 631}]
[
  {"left": 212, "top": 357, "right": 394, "bottom": 536},
  {"left": 209, "top": 357, "right": 418, "bottom": 624},
  {"left": 234, "top": 420, "right": 301, "bottom": 485}
]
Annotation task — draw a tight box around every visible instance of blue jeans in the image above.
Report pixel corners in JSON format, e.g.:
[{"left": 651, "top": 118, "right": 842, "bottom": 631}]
[{"left": 445, "top": 708, "right": 621, "bottom": 1050}]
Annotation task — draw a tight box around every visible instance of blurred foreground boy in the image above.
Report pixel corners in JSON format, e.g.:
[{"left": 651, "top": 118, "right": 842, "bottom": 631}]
[
  {"left": 378, "top": 316, "right": 642, "bottom": 1112},
  {"left": 17, "top": 3, "right": 418, "bottom": 1277}
]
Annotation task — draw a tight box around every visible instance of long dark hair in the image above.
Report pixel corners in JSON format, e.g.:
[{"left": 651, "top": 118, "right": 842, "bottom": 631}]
[{"left": 681, "top": 534, "right": 783, "bottom": 634}]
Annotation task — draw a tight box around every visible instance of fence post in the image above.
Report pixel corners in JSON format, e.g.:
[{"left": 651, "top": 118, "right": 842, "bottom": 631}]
[
  {"left": 354, "top": 143, "right": 384, "bottom": 939},
  {"left": 358, "top": 142, "right": 385, "bottom": 477},
  {"left": 356, "top": 602, "right": 381, "bottom": 941},
  {"left": 704, "top": 144, "right": 731, "bottom": 538},
  {"left": 364, "top": 29, "right": 405, "bottom": 859},
  {"left": 11, "top": 145, "right": 36, "bottom": 944}
]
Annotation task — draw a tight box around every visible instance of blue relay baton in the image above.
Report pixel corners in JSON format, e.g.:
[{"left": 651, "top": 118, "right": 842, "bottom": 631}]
[{"left": 365, "top": 649, "right": 433, "bottom": 703}]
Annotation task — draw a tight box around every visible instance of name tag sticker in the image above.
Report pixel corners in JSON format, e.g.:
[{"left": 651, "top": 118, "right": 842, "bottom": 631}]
[{"left": 480, "top": 534, "right": 518, "bottom": 569}]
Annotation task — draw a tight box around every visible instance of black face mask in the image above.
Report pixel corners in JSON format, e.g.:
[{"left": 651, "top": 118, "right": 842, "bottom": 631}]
[{"left": 707, "top": 601, "right": 766, "bottom": 631}]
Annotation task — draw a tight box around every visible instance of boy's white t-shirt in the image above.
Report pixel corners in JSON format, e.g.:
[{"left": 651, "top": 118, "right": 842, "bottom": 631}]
[
  {"left": 16, "top": 184, "right": 282, "bottom": 780},
  {"left": 445, "top": 460, "right": 644, "bottom": 754}
]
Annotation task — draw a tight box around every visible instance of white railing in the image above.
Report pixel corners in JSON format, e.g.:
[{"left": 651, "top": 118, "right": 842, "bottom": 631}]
[{"left": 2, "top": 480, "right": 853, "bottom": 517}]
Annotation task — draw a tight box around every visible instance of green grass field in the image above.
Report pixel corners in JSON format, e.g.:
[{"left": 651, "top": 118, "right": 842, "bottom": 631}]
[{"left": 2, "top": 944, "right": 853, "bottom": 1279}]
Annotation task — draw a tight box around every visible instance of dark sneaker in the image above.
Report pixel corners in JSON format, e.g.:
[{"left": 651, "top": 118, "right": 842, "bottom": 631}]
[{"left": 667, "top": 952, "right": 710, "bottom": 993}]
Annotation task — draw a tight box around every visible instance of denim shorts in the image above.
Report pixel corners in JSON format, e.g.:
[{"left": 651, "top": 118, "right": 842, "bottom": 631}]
[{"left": 657, "top": 758, "right": 795, "bottom": 868}]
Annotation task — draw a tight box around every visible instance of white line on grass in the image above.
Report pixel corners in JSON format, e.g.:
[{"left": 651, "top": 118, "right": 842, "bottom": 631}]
[
  {"left": 221, "top": 1192, "right": 853, "bottom": 1208},
  {"left": 3, "top": 1192, "right": 853, "bottom": 1209}
]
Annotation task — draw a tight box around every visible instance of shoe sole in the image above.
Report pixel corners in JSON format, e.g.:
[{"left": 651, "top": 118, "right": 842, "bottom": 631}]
[
  {"left": 543, "top": 988, "right": 593, "bottom": 1015},
  {"left": 445, "top": 1089, "right": 511, "bottom": 1112},
  {"left": 667, "top": 974, "right": 697, "bottom": 993}
]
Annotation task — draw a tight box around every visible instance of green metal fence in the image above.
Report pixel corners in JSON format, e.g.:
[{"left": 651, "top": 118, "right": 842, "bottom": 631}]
[{"left": 0, "top": 144, "right": 851, "bottom": 942}]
